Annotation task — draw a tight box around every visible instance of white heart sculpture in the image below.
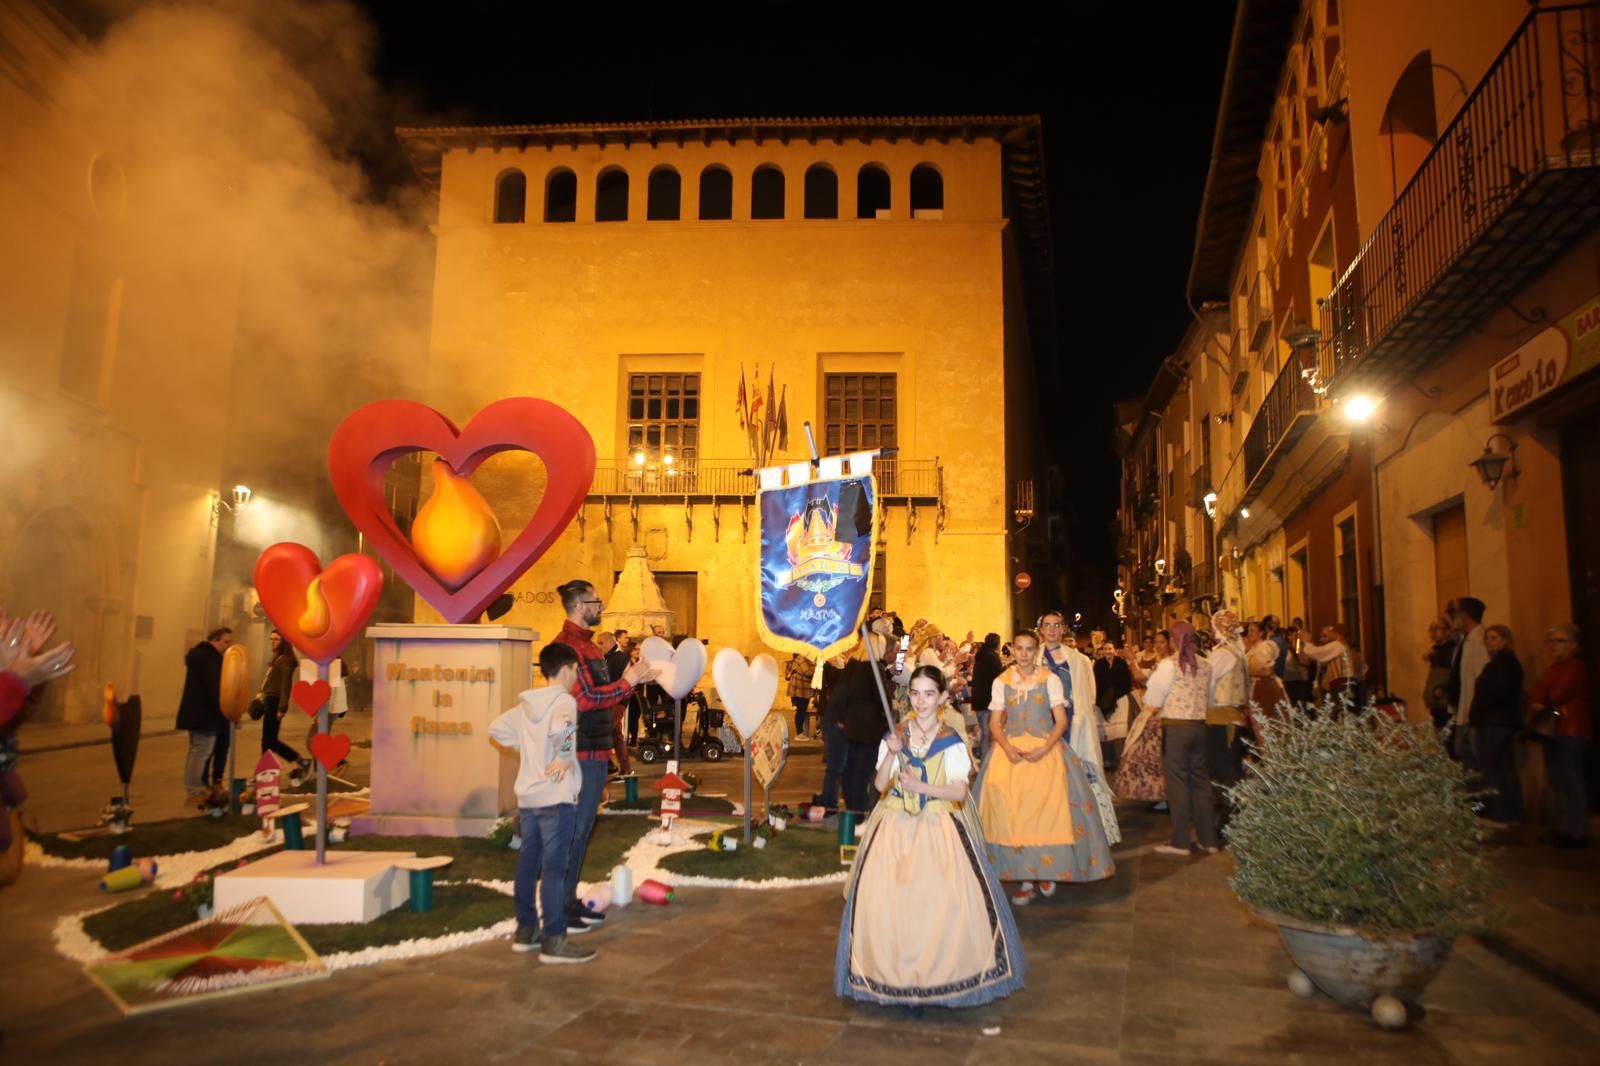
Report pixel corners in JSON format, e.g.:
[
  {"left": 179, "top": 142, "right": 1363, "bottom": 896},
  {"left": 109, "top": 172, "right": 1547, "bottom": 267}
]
[
  {"left": 712, "top": 648, "right": 780, "bottom": 740},
  {"left": 638, "top": 636, "right": 708, "bottom": 700}
]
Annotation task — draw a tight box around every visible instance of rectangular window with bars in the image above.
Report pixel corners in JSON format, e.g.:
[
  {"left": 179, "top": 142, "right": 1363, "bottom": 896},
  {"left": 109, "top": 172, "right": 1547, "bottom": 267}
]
[
  {"left": 627, "top": 372, "right": 700, "bottom": 461},
  {"left": 823, "top": 373, "right": 896, "bottom": 455}
]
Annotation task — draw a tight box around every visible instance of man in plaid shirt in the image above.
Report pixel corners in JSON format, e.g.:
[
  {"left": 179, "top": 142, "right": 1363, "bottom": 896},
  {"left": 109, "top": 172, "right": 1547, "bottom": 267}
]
[{"left": 553, "top": 579, "right": 657, "bottom": 931}]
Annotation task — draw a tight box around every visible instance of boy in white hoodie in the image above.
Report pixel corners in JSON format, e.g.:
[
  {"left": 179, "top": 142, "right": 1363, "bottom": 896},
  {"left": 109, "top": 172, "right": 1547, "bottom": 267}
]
[{"left": 488, "top": 642, "right": 595, "bottom": 964}]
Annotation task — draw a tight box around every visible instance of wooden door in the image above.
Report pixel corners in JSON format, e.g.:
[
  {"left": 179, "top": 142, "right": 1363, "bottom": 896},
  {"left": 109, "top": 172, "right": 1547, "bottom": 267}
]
[{"left": 1432, "top": 503, "right": 1469, "bottom": 618}]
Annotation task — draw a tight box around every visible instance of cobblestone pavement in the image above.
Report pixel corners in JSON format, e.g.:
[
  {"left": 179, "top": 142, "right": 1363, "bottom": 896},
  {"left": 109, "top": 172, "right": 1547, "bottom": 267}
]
[{"left": 4, "top": 725, "right": 1598, "bottom": 1064}]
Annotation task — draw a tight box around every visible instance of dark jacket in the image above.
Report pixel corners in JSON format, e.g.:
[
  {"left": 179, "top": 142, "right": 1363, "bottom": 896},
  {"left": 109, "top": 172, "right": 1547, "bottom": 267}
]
[
  {"left": 1469, "top": 648, "right": 1525, "bottom": 730},
  {"left": 604, "top": 649, "right": 630, "bottom": 690},
  {"left": 835, "top": 660, "right": 888, "bottom": 744},
  {"left": 263, "top": 652, "right": 298, "bottom": 718},
  {"left": 175, "top": 641, "right": 225, "bottom": 732},
  {"left": 1093, "top": 657, "right": 1133, "bottom": 713},
  {"left": 970, "top": 646, "right": 1003, "bottom": 714}
]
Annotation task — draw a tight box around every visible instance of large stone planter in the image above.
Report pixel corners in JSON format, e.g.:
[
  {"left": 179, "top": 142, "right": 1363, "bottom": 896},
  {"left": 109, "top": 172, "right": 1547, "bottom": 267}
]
[{"left": 1256, "top": 908, "right": 1454, "bottom": 1022}]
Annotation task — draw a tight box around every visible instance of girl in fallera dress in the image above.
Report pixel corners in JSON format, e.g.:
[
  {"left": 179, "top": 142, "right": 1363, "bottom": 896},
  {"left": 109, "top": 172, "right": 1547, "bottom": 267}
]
[
  {"left": 1115, "top": 630, "right": 1169, "bottom": 803},
  {"left": 836, "top": 666, "right": 1027, "bottom": 1010},
  {"left": 973, "top": 631, "right": 1116, "bottom": 905}
]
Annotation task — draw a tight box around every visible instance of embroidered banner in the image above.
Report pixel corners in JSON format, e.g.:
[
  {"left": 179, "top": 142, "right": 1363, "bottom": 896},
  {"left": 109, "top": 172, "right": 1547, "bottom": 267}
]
[{"left": 755, "top": 472, "right": 878, "bottom": 661}]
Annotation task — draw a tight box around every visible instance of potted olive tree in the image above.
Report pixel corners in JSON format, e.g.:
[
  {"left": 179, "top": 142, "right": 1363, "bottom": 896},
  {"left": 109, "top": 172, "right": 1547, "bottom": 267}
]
[{"left": 1226, "top": 706, "right": 1498, "bottom": 1028}]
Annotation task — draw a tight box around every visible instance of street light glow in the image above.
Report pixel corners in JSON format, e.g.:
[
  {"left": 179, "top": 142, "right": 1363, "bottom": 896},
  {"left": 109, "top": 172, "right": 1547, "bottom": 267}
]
[
  {"left": 1343, "top": 394, "right": 1380, "bottom": 423},
  {"left": 1240, "top": 507, "right": 1252, "bottom": 519}
]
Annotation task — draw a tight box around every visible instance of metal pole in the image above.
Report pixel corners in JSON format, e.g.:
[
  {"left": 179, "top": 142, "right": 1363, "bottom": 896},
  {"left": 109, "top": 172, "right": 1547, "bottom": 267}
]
[
  {"left": 227, "top": 720, "right": 237, "bottom": 811},
  {"left": 673, "top": 696, "right": 682, "bottom": 762},
  {"left": 859, "top": 622, "right": 900, "bottom": 738},
  {"left": 315, "top": 662, "right": 328, "bottom": 866},
  {"left": 743, "top": 748, "right": 753, "bottom": 845}
]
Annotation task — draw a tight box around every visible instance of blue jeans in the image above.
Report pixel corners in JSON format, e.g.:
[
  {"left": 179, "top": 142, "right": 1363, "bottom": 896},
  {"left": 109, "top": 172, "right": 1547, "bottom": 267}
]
[
  {"left": 562, "top": 758, "right": 608, "bottom": 908},
  {"left": 975, "top": 710, "right": 992, "bottom": 762},
  {"left": 819, "top": 720, "right": 847, "bottom": 811},
  {"left": 517, "top": 803, "right": 575, "bottom": 938}
]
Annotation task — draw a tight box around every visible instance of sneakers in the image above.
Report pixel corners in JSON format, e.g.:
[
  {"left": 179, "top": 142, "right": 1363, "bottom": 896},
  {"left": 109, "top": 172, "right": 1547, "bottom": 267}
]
[
  {"left": 511, "top": 925, "right": 540, "bottom": 953},
  {"left": 1153, "top": 844, "right": 1192, "bottom": 856},
  {"left": 568, "top": 902, "right": 606, "bottom": 927},
  {"left": 539, "top": 934, "right": 597, "bottom": 965}
]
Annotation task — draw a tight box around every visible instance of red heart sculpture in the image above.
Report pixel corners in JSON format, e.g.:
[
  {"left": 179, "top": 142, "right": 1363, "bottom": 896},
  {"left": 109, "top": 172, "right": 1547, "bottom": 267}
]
[
  {"left": 309, "top": 732, "right": 352, "bottom": 771},
  {"left": 254, "top": 545, "right": 384, "bottom": 665},
  {"left": 328, "top": 398, "right": 595, "bottom": 623},
  {"left": 292, "top": 680, "right": 331, "bottom": 716}
]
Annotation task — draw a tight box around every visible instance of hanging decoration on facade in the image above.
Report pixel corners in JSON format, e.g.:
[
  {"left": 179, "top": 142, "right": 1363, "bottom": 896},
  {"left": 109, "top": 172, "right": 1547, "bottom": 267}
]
[
  {"left": 753, "top": 451, "right": 879, "bottom": 662},
  {"left": 327, "top": 397, "right": 596, "bottom": 624}
]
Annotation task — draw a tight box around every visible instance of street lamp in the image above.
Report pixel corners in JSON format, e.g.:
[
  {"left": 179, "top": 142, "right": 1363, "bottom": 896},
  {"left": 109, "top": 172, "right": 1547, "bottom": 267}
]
[
  {"left": 1202, "top": 491, "right": 1217, "bottom": 518},
  {"left": 1341, "top": 394, "right": 1381, "bottom": 424},
  {"left": 1469, "top": 433, "right": 1519, "bottom": 489}
]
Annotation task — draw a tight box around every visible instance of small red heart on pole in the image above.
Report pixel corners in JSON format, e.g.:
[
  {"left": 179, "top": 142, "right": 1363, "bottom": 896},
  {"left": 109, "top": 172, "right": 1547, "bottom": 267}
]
[
  {"left": 292, "top": 680, "right": 331, "bottom": 716},
  {"left": 309, "top": 732, "right": 351, "bottom": 772}
]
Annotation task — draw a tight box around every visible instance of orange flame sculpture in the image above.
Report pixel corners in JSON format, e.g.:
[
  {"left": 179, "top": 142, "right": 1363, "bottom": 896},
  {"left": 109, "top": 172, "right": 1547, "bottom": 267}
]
[
  {"left": 410, "top": 459, "right": 503, "bottom": 590},
  {"left": 298, "top": 579, "right": 331, "bottom": 638}
]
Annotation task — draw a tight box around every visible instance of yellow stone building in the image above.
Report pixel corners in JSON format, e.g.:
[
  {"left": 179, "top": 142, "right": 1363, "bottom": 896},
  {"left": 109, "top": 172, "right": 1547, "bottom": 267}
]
[{"left": 397, "top": 116, "right": 1059, "bottom": 655}]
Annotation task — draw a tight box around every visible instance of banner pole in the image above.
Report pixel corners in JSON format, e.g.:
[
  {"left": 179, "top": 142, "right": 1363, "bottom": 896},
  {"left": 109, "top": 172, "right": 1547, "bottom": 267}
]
[
  {"left": 315, "top": 662, "right": 328, "bottom": 866},
  {"left": 859, "top": 621, "right": 900, "bottom": 739}
]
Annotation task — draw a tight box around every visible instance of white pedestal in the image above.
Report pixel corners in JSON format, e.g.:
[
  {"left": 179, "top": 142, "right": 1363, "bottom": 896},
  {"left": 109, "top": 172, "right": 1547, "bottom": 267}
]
[
  {"left": 353, "top": 624, "right": 536, "bottom": 838},
  {"left": 214, "top": 849, "right": 415, "bottom": 924}
]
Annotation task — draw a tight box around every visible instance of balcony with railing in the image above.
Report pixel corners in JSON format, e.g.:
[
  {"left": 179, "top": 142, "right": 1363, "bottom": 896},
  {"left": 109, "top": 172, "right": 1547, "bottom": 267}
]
[
  {"left": 1243, "top": 350, "right": 1322, "bottom": 493},
  {"left": 1248, "top": 277, "right": 1274, "bottom": 353},
  {"left": 1320, "top": 4, "right": 1600, "bottom": 393},
  {"left": 1189, "top": 461, "right": 1213, "bottom": 511},
  {"left": 586, "top": 457, "right": 942, "bottom": 501}
]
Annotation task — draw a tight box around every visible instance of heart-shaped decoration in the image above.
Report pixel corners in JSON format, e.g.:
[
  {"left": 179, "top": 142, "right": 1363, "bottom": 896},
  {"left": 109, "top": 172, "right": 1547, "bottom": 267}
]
[
  {"left": 219, "top": 645, "right": 252, "bottom": 722},
  {"left": 292, "top": 680, "right": 331, "bottom": 716},
  {"left": 712, "top": 648, "right": 780, "bottom": 740},
  {"left": 309, "top": 732, "right": 352, "bottom": 771},
  {"left": 638, "top": 636, "right": 708, "bottom": 700},
  {"left": 328, "top": 398, "right": 596, "bottom": 624},
  {"left": 254, "top": 544, "right": 383, "bottom": 665}
]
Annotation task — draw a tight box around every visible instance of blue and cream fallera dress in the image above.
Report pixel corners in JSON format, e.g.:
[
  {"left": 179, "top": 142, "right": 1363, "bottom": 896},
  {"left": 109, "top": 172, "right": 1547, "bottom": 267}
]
[
  {"left": 836, "top": 723, "right": 1027, "bottom": 1009},
  {"left": 973, "top": 666, "right": 1116, "bottom": 884}
]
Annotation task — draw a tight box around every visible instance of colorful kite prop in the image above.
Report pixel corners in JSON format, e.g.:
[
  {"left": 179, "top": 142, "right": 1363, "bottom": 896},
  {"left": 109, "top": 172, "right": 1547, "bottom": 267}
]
[{"left": 84, "top": 897, "right": 327, "bottom": 1015}]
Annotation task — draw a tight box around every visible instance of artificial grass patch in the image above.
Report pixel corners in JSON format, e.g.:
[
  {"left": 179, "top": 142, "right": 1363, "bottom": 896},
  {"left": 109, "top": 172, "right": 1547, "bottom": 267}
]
[
  {"left": 32, "top": 813, "right": 263, "bottom": 861},
  {"left": 603, "top": 795, "right": 736, "bottom": 816},
  {"left": 579, "top": 816, "right": 656, "bottom": 880},
  {"left": 297, "top": 884, "right": 513, "bottom": 955},
  {"left": 335, "top": 834, "right": 518, "bottom": 882},
  {"left": 83, "top": 880, "right": 511, "bottom": 956},
  {"left": 658, "top": 823, "right": 845, "bottom": 881}
]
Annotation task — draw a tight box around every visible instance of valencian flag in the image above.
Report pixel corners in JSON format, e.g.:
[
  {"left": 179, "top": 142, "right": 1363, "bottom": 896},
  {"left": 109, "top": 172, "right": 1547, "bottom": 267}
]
[{"left": 756, "top": 467, "right": 878, "bottom": 660}]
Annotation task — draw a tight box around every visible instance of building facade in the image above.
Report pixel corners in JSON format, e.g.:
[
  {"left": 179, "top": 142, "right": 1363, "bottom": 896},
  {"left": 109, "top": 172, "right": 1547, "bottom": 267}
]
[
  {"left": 1119, "top": 0, "right": 1599, "bottom": 721},
  {"left": 398, "top": 116, "right": 1061, "bottom": 656}
]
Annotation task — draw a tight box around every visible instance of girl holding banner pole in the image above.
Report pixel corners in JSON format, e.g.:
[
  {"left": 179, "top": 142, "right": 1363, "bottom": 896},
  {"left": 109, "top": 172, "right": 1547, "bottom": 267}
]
[{"left": 836, "top": 665, "right": 1026, "bottom": 1010}]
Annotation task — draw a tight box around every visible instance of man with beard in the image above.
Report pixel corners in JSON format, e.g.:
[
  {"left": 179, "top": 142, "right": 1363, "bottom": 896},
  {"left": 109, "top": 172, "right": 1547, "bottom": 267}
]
[{"left": 552, "top": 580, "right": 658, "bottom": 933}]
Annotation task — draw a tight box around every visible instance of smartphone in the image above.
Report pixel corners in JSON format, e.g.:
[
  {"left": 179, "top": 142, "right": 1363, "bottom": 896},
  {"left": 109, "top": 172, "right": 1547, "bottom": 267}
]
[{"left": 893, "top": 633, "right": 911, "bottom": 674}]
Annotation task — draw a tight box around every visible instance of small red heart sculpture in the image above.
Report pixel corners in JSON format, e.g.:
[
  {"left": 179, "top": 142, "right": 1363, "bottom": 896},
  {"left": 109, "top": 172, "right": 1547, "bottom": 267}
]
[
  {"left": 254, "top": 545, "right": 384, "bottom": 665},
  {"left": 309, "top": 732, "right": 351, "bottom": 771},
  {"left": 292, "top": 680, "right": 331, "bottom": 716},
  {"left": 328, "top": 398, "right": 595, "bottom": 624}
]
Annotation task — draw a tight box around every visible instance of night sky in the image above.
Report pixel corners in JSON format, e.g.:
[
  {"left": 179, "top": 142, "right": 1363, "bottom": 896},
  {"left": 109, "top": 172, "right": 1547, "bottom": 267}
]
[{"left": 357, "top": 4, "right": 1237, "bottom": 606}]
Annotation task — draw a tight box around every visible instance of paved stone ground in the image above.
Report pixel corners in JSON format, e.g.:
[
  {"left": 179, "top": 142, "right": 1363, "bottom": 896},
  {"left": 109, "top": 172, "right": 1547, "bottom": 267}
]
[{"left": 5, "top": 720, "right": 1599, "bottom": 1064}]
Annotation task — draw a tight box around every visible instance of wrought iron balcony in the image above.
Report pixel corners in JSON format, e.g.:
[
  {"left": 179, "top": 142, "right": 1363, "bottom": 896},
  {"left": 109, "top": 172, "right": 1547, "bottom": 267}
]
[
  {"left": 1190, "top": 561, "right": 1215, "bottom": 599},
  {"left": 1247, "top": 278, "right": 1274, "bottom": 353},
  {"left": 1320, "top": 4, "right": 1600, "bottom": 393},
  {"left": 586, "top": 457, "right": 941, "bottom": 501},
  {"left": 1189, "top": 461, "right": 1213, "bottom": 511},
  {"left": 1242, "top": 352, "right": 1323, "bottom": 498}
]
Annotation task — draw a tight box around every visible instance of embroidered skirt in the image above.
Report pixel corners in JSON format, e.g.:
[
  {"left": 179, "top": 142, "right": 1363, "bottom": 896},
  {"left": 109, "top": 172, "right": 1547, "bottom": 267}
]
[{"left": 973, "top": 739, "right": 1116, "bottom": 883}]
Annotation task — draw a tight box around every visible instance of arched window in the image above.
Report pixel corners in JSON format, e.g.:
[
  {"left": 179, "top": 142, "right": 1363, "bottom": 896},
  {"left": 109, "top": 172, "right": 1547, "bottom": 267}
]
[
  {"left": 803, "top": 164, "right": 838, "bottom": 219},
  {"left": 647, "top": 166, "right": 681, "bottom": 221},
  {"left": 857, "top": 164, "right": 890, "bottom": 219},
  {"left": 494, "top": 168, "right": 526, "bottom": 224},
  {"left": 596, "top": 167, "right": 629, "bottom": 222},
  {"left": 699, "top": 165, "right": 733, "bottom": 220},
  {"left": 1380, "top": 51, "right": 1438, "bottom": 200},
  {"left": 545, "top": 168, "right": 577, "bottom": 223},
  {"left": 752, "top": 165, "right": 785, "bottom": 219},
  {"left": 909, "top": 164, "right": 943, "bottom": 216}
]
